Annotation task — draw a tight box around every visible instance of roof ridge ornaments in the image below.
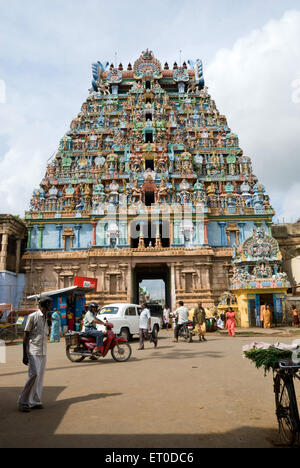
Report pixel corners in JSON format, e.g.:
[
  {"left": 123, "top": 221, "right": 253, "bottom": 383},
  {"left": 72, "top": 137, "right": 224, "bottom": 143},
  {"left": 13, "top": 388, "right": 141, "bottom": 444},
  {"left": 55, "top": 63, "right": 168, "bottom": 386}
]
[
  {"left": 91, "top": 61, "right": 110, "bottom": 92},
  {"left": 187, "top": 59, "right": 205, "bottom": 89},
  {"left": 133, "top": 49, "right": 162, "bottom": 80}
]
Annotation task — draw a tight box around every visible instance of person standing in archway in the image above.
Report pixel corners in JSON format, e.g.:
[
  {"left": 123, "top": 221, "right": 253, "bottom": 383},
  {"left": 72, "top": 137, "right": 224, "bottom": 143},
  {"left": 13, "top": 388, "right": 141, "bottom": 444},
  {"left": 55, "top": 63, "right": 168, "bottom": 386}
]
[
  {"left": 263, "top": 304, "right": 272, "bottom": 329},
  {"left": 163, "top": 305, "right": 170, "bottom": 330},
  {"left": 260, "top": 302, "right": 265, "bottom": 328},
  {"left": 292, "top": 305, "right": 300, "bottom": 327}
]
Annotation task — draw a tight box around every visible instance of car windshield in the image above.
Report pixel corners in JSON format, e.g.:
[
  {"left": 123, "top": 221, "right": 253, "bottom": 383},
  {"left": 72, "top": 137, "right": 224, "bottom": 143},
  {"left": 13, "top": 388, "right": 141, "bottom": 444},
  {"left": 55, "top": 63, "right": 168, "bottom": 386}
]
[{"left": 99, "top": 307, "right": 119, "bottom": 315}]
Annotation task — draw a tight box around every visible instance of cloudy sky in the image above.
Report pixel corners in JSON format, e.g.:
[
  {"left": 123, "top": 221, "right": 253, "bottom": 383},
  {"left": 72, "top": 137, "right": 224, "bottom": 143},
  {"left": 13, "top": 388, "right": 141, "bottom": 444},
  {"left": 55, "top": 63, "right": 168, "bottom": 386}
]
[{"left": 0, "top": 0, "right": 300, "bottom": 222}]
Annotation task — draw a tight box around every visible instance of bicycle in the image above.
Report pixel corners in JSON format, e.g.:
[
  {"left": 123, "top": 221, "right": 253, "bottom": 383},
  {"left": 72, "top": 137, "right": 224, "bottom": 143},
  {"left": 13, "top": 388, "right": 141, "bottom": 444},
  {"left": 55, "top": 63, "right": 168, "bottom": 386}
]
[
  {"left": 273, "top": 359, "right": 300, "bottom": 446},
  {"left": 0, "top": 324, "right": 18, "bottom": 344}
]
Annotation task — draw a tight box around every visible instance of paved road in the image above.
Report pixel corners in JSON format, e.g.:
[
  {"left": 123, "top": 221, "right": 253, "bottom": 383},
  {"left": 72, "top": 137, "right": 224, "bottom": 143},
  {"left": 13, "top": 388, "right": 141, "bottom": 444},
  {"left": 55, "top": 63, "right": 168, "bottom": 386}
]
[{"left": 0, "top": 330, "right": 299, "bottom": 448}]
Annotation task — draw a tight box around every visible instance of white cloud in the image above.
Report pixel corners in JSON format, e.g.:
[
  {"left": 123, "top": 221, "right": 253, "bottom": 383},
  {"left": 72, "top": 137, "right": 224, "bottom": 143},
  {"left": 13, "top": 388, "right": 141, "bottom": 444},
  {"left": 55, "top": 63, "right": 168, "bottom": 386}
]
[
  {"left": 0, "top": 88, "right": 66, "bottom": 215},
  {"left": 205, "top": 9, "right": 300, "bottom": 221}
]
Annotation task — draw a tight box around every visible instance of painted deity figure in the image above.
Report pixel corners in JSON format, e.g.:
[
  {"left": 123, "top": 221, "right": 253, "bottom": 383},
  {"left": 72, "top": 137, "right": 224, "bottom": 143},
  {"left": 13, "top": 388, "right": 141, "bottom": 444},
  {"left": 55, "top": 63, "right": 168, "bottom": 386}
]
[
  {"left": 179, "top": 179, "right": 191, "bottom": 203},
  {"left": 157, "top": 180, "right": 169, "bottom": 203},
  {"left": 131, "top": 180, "right": 143, "bottom": 203},
  {"left": 156, "top": 153, "right": 168, "bottom": 172},
  {"left": 130, "top": 153, "right": 142, "bottom": 172},
  {"left": 107, "top": 181, "right": 119, "bottom": 204}
]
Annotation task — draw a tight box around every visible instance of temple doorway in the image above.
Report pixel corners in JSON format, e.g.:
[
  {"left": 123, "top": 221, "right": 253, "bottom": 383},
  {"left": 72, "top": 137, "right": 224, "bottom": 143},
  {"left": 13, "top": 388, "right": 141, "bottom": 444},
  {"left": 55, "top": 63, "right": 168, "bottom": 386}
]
[
  {"left": 247, "top": 292, "right": 286, "bottom": 327},
  {"left": 133, "top": 264, "right": 171, "bottom": 317}
]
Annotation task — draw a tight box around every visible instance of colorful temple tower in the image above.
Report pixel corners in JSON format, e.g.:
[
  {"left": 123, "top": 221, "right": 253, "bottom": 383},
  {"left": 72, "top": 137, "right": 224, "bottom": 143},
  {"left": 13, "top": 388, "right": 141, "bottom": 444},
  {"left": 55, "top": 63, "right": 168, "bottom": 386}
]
[{"left": 23, "top": 50, "right": 276, "bottom": 315}]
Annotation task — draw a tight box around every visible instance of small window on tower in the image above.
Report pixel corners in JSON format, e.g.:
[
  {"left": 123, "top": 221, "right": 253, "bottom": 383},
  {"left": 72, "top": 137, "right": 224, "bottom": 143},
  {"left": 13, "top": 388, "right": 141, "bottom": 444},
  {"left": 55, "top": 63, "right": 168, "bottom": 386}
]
[
  {"left": 145, "top": 132, "right": 153, "bottom": 143},
  {"left": 146, "top": 159, "right": 154, "bottom": 170},
  {"left": 145, "top": 191, "right": 155, "bottom": 206}
]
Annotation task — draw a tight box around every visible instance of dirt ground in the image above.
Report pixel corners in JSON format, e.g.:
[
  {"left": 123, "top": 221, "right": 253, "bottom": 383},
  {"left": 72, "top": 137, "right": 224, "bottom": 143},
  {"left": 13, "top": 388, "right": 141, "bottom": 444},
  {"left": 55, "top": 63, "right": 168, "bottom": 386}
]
[{"left": 0, "top": 329, "right": 299, "bottom": 448}]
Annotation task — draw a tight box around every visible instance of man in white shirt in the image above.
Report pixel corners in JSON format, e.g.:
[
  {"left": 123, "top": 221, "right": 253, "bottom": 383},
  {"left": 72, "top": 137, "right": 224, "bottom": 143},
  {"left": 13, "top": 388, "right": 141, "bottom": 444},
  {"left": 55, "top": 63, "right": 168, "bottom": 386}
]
[
  {"left": 163, "top": 306, "right": 170, "bottom": 329},
  {"left": 173, "top": 301, "right": 189, "bottom": 343},
  {"left": 138, "top": 303, "right": 158, "bottom": 350},
  {"left": 18, "top": 296, "right": 52, "bottom": 413}
]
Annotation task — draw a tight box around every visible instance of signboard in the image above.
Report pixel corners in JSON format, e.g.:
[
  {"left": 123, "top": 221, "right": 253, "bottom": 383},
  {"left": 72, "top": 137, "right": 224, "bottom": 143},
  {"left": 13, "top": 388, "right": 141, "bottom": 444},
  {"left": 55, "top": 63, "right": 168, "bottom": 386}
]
[{"left": 74, "top": 276, "right": 98, "bottom": 291}]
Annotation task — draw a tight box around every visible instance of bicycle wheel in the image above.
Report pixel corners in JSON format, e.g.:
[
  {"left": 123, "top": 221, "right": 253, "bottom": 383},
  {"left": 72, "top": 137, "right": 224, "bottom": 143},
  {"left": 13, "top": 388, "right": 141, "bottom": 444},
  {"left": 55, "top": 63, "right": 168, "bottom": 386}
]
[{"left": 274, "top": 373, "right": 300, "bottom": 445}]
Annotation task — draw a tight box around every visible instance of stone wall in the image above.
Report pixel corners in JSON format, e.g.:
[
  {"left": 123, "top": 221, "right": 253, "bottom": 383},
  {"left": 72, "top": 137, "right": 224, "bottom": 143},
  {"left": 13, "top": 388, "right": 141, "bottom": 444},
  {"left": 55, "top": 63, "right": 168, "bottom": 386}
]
[{"left": 22, "top": 246, "right": 233, "bottom": 310}]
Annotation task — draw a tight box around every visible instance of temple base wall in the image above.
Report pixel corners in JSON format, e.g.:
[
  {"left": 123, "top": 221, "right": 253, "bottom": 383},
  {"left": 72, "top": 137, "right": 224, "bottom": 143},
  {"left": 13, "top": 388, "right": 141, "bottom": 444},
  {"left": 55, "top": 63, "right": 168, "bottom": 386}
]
[{"left": 21, "top": 247, "right": 233, "bottom": 310}]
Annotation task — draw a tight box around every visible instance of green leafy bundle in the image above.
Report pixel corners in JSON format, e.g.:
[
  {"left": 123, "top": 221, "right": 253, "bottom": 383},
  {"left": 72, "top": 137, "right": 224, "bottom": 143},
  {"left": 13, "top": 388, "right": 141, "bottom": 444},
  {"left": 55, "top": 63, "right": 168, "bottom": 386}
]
[{"left": 244, "top": 348, "right": 293, "bottom": 376}]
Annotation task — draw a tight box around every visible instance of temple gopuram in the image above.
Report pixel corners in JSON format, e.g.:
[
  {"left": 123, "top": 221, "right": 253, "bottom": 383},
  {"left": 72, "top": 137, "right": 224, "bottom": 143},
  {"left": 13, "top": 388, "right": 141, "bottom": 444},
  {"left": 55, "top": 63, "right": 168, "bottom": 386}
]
[{"left": 22, "top": 49, "right": 276, "bottom": 313}]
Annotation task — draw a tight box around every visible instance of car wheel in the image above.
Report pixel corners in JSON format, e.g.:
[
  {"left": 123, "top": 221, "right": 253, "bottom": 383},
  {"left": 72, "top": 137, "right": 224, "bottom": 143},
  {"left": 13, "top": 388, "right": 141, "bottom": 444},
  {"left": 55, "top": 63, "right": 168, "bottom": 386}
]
[{"left": 120, "top": 328, "right": 130, "bottom": 341}]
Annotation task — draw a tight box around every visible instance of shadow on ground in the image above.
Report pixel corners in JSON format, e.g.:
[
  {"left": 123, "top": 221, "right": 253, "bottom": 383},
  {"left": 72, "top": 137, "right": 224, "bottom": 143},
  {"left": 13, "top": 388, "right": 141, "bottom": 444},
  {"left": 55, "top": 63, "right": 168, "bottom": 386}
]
[{"left": 0, "top": 386, "right": 285, "bottom": 448}]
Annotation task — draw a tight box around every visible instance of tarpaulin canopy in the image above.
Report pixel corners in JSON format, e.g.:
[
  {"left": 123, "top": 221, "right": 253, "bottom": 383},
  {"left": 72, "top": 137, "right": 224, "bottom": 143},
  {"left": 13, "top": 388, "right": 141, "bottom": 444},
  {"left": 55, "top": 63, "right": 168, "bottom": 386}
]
[{"left": 27, "top": 286, "right": 94, "bottom": 301}]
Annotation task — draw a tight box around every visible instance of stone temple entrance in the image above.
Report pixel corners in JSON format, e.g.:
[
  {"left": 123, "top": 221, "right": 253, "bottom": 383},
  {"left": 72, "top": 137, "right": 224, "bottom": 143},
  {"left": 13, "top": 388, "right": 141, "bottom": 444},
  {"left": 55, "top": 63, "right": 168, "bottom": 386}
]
[{"left": 133, "top": 264, "right": 171, "bottom": 308}]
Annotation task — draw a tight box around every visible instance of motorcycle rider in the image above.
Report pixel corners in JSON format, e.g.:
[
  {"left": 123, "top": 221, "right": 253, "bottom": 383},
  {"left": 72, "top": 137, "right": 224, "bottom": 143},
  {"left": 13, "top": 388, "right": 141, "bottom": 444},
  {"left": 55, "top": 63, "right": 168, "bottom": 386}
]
[
  {"left": 83, "top": 302, "right": 107, "bottom": 354},
  {"left": 173, "top": 301, "right": 189, "bottom": 343}
]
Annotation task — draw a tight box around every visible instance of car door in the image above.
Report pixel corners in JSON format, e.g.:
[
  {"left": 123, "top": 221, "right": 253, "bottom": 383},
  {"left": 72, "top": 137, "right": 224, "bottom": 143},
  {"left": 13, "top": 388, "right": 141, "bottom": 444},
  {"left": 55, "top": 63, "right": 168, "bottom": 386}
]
[
  {"left": 125, "top": 306, "right": 138, "bottom": 335},
  {"left": 136, "top": 306, "right": 142, "bottom": 334}
]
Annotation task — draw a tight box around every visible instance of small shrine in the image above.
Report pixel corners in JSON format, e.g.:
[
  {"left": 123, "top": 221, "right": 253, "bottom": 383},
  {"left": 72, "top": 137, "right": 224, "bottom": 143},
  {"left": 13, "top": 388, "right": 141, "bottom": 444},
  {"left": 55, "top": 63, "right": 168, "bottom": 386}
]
[{"left": 230, "top": 228, "right": 290, "bottom": 327}]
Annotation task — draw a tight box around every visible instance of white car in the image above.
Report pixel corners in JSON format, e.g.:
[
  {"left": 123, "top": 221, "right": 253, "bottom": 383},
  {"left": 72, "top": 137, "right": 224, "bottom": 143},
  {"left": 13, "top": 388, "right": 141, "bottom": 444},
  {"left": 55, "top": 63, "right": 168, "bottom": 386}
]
[{"left": 96, "top": 303, "right": 160, "bottom": 341}]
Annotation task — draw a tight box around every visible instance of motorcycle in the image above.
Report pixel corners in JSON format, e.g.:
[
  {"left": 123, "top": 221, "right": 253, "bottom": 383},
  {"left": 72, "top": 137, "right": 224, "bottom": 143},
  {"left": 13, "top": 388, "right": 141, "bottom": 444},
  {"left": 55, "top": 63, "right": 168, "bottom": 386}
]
[
  {"left": 65, "top": 322, "right": 132, "bottom": 363},
  {"left": 178, "top": 320, "right": 195, "bottom": 343}
]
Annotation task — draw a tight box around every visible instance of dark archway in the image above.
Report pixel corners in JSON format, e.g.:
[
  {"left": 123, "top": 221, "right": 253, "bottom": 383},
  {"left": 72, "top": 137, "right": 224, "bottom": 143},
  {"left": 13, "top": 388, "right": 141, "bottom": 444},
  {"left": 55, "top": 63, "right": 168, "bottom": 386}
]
[{"left": 133, "top": 263, "right": 171, "bottom": 312}]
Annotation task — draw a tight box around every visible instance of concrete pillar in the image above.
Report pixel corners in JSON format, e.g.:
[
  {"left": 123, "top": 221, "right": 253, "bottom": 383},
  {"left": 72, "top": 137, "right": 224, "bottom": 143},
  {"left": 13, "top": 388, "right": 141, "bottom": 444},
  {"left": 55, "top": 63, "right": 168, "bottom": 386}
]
[
  {"left": 74, "top": 225, "right": 82, "bottom": 249},
  {"left": 56, "top": 225, "right": 63, "bottom": 249},
  {"left": 218, "top": 222, "right": 227, "bottom": 246},
  {"left": 37, "top": 225, "right": 45, "bottom": 249},
  {"left": 0, "top": 233, "right": 8, "bottom": 270},
  {"left": 27, "top": 226, "right": 33, "bottom": 249},
  {"left": 91, "top": 222, "right": 97, "bottom": 247},
  {"left": 119, "top": 221, "right": 129, "bottom": 247},
  {"left": 204, "top": 219, "right": 209, "bottom": 245},
  {"left": 99, "top": 222, "right": 106, "bottom": 247},
  {"left": 172, "top": 220, "right": 181, "bottom": 246},
  {"left": 238, "top": 222, "right": 246, "bottom": 244},
  {"left": 127, "top": 264, "right": 133, "bottom": 302},
  {"left": 15, "top": 238, "right": 22, "bottom": 274}
]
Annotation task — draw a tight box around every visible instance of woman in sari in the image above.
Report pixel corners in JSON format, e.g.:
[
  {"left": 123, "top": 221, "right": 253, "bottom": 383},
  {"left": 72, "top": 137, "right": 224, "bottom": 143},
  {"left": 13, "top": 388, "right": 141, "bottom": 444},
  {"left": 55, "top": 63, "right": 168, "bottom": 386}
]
[
  {"left": 50, "top": 310, "right": 61, "bottom": 343},
  {"left": 225, "top": 308, "right": 236, "bottom": 337}
]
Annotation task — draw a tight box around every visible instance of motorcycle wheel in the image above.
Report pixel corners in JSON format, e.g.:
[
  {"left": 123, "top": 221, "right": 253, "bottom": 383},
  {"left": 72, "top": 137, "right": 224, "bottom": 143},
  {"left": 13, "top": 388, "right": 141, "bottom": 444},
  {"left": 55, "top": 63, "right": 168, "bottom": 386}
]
[
  {"left": 66, "top": 345, "right": 86, "bottom": 362},
  {"left": 111, "top": 342, "right": 132, "bottom": 362},
  {"left": 188, "top": 332, "right": 193, "bottom": 343},
  {"left": 183, "top": 328, "right": 189, "bottom": 342}
]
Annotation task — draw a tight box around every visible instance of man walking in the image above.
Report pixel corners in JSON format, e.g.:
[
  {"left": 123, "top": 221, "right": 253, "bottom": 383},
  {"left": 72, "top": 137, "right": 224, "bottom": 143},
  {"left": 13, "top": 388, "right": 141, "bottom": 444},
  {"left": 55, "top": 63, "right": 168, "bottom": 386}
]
[
  {"left": 138, "top": 303, "right": 158, "bottom": 350},
  {"left": 173, "top": 301, "right": 189, "bottom": 343},
  {"left": 194, "top": 301, "right": 207, "bottom": 342},
  {"left": 18, "top": 296, "right": 52, "bottom": 412}
]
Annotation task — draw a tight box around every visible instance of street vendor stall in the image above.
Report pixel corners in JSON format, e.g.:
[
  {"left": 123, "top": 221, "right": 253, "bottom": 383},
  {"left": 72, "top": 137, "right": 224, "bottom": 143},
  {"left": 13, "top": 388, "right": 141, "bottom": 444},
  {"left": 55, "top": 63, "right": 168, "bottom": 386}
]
[{"left": 27, "top": 285, "right": 95, "bottom": 332}]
